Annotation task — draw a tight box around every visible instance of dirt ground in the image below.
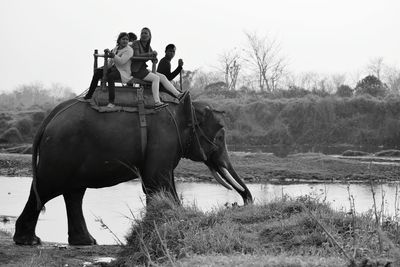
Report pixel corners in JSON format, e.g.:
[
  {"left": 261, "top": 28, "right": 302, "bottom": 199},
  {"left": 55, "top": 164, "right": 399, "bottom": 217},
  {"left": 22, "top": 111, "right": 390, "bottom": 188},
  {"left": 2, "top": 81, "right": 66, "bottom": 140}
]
[{"left": 0, "top": 228, "right": 121, "bottom": 266}]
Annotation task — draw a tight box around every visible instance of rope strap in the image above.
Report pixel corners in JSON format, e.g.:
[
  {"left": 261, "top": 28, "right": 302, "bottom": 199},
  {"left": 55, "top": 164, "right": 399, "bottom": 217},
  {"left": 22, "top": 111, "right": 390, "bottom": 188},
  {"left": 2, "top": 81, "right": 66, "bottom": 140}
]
[{"left": 137, "top": 88, "right": 147, "bottom": 157}]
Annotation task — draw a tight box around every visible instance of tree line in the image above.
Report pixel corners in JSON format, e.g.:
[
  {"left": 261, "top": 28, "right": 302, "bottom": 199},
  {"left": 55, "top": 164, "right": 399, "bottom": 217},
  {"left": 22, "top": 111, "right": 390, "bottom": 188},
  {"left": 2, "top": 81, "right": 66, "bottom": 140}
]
[{"left": 182, "top": 31, "right": 400, "bottom": 99}]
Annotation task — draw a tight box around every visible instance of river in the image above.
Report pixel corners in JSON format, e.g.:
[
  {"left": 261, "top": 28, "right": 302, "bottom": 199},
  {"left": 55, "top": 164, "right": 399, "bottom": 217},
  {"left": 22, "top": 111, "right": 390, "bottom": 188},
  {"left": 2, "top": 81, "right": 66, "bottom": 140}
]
[{"left": 1, "top": 176, "right": 398, "bottom": 245}]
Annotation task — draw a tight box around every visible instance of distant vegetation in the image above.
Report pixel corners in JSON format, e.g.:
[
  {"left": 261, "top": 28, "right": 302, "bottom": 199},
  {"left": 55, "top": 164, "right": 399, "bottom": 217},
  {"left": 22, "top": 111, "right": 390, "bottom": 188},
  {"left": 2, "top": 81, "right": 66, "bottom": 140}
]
[
  {"left": 2, "top": 73, "right": 400, "bottom": 150},
  {"left": 0, "top": 83, "right": 75, "bottom": 147},
  {"left": 201, "top": 93, "right": 400, "bottom": 147},
  {"left": 189, "top": 74, "right": 400, "bottom": 148}
]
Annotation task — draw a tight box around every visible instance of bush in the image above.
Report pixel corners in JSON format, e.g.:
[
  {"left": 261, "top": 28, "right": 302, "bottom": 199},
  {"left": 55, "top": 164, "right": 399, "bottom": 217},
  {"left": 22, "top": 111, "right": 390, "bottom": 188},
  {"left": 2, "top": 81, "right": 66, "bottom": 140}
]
[
  {"left": 31, "top": 112, "right": 46, "bottom": 126},
  {"left": 336, "top": 85, "right": 353, "bottom": 97},
  {"left": 0, "top": 127, "right": 23, "bottom": 143},
  {"left": 354, "top": 75, "right": 388, "bottom": 97},
  {"left": 15, "top": 118, "right": 32, "bottom": 136},
  {"left": 274, "top": 86, "right": 311, "bottom": 98}
]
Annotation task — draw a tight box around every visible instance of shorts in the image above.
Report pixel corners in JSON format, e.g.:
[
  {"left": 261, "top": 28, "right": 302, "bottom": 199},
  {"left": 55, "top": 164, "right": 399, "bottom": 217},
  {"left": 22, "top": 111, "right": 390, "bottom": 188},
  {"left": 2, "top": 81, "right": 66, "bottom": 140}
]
[{"left": 132, "top": 65, "right": 150, "bottom": 80}]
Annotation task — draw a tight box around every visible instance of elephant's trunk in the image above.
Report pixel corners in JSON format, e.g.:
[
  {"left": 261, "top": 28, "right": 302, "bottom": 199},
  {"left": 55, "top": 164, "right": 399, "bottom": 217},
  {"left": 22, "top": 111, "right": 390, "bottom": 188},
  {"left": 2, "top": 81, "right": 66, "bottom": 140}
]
[
  {"left": 225, "top": 163, "right": 253, "bottom": 205},
  {"left": 209, "top": 162, "right": 253, "bottom": 205}
]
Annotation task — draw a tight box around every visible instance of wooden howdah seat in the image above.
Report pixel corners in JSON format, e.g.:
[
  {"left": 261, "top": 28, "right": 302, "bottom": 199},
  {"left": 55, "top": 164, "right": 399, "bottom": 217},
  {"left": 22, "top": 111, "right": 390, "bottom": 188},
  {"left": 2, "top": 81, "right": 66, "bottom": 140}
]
[
  {"left": 87, "top": 49, "right": 178, "bottom": 113},
  {"left": 91, "top": 86, "right": 178, "bottom": 110}
]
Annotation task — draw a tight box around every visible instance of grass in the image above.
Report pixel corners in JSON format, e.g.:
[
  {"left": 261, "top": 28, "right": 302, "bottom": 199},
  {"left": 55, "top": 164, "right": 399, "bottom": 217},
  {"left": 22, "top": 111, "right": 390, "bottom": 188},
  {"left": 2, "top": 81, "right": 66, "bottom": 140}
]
[{"left": 113, "top": 193, "right": 400, "bottom": 266}]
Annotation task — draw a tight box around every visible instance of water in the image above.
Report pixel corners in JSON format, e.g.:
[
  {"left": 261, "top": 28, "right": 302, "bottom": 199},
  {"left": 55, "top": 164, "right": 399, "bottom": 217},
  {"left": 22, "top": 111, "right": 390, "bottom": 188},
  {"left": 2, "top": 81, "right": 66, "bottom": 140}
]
[
  {"left": 1, "top": 177, "right": 398, "bottom": 245},
  {"left": 228, "top": 144, "right": 394, "bottom": 157}
]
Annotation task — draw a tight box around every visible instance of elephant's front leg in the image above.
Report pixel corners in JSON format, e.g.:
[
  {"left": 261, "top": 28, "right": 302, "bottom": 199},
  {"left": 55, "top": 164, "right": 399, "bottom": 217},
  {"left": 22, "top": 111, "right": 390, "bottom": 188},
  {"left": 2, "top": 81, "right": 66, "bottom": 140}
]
[
  {"left": 63, "top": 188, "right": 97, "bottom": 245},
  {"left": 142, "top": 164, "right": 180, "bottom": 204}
]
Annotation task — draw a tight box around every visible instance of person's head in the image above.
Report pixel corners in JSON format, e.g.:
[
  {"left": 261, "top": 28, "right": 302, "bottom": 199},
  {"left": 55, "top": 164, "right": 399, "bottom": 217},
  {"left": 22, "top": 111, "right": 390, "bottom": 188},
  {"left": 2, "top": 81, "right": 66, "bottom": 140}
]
[
  {"left": 116, "top": 32, "right": 129, "bottom": 47},
  {"left": 128, "top": 32, "right": 137, "bottom": 42},
  {"left": 140, "top": 27, "right": 151, "bottom": 43},
  {"left": 165, "top": 44, "right": 176, "bottom": 60}
]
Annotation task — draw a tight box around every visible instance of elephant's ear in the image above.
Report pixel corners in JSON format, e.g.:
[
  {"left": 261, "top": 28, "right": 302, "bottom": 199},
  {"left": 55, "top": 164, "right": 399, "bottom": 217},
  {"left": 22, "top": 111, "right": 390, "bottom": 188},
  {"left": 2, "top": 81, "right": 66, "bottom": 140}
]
[
  {"left": 201, "top": 106, "right": 224, "bottom": 130},
  {"left": 182, "top": 92, "right": 194, "bottom": 124},
  {"left": 196, "top": 106, "right": 212, "bottom": 124}
]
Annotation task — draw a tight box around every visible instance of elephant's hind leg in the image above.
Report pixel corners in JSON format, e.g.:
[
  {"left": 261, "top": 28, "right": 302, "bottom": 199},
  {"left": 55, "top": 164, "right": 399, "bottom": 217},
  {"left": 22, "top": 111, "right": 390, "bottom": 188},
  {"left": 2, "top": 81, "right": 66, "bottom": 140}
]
[
  {"left": 13, "top": 187, "right": 42, "bottom": 245},
  {"left": 63, "top": 188, "right": 97, "bottom": 245}
]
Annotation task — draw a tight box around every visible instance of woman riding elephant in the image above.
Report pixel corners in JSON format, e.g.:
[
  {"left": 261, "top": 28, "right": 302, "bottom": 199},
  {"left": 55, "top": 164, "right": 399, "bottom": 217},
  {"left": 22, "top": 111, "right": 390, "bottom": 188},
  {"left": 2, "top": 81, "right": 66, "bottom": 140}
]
[
  {"left": 84, "top": 32, "right": 133, "bottom": 108},
  {"left": 131, "top": 27, "right": 183, "bottom": 108}
]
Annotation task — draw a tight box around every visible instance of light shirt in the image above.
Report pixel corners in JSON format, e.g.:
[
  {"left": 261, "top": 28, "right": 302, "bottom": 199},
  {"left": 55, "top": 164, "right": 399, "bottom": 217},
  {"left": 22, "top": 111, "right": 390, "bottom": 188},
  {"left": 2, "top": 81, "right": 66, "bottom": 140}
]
[{"left": 109, "top": 45, "right": 133, "bottom": 84}]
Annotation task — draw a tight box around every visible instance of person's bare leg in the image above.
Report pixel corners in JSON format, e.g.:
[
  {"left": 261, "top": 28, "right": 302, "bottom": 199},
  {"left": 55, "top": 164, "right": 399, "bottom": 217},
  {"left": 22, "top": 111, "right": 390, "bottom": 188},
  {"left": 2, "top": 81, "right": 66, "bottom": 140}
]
[
  {"left": 143, "top": 73, "right": 162, "bottom": 103},
  {"left": 157, "top": 73, "right": 181, "bottom": 97}
]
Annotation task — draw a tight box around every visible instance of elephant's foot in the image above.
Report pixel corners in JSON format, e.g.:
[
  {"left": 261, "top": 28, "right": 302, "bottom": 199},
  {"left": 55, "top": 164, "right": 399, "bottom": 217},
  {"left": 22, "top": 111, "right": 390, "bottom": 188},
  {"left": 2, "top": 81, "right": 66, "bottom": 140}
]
[
  {"left": 13, "top": 234, "right": 41, "bottom": 246},
  {"left": 68, "top": 234, "right": 97, "bottom": 246}
]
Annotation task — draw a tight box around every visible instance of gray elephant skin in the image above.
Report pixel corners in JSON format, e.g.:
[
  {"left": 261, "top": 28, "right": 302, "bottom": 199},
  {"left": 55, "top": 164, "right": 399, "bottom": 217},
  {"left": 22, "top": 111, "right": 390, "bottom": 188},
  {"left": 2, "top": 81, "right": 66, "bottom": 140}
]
[{"left": 13, "top": 92, "right": 253, "bottom": 245}]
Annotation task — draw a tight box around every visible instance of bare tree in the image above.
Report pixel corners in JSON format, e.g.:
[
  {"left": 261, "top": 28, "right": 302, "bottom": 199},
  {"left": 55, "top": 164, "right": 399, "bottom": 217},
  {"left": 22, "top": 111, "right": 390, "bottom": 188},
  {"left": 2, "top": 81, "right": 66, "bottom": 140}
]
[
  {"left": 331, "top": 73, "right": 347, "bottom": 89},
  {"left": 218, "top": 49, "right": 241, "bottom": 91},
  {"left": 244, "top": 31, "right": 286, "bottom": 92},
  {"left": 384, "top": 65, "right": 400, "bottom": 93},
  {"left": 50, "top": 83, "right": 75, "bottom": 99},
  {"left": 298, "top": 72, "right": 320, "bottom": 90},
  {"left": 190, "top": 70, "right": 221, "bottom": 93},
  {"left": 367, "top": 57, "right": 384, "bottom": 80}
]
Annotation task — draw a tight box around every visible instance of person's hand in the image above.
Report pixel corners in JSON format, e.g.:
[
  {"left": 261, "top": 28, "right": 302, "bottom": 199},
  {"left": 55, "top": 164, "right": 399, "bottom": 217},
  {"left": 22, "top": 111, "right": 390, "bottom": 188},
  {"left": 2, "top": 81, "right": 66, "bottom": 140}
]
[
  {"left": 104, "top": 48, "right": 111, "bottom": 53},
  {"left": 152, "top": 51, "right": 158, "bottom": 57},
  {"left": 109, "top": 52, "right": 115, "bottom": 58},
  {"left": 178, "top": 59, "right": 184, "bottom": 67}
]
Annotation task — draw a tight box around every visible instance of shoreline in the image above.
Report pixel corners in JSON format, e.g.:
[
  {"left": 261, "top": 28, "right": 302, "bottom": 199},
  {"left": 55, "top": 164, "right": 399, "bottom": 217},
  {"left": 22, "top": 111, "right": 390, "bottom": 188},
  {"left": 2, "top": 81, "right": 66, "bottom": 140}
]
[{"left": 1, "top": 152, "right": 400, "bottom": 184}]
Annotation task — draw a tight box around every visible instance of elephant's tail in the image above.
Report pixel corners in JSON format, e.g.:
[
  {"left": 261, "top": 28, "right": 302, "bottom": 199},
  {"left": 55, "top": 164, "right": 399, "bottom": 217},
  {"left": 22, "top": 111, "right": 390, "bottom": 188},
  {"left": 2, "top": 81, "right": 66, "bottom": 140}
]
[
  {"left": 32, "top": 99, "right": 81, "bottom": 211},
  {"left": 32, "top": 123, "right": 44, "bottom": 211},
  {"left": 31, "top": 111, "right": 53, "bottom": 211}
]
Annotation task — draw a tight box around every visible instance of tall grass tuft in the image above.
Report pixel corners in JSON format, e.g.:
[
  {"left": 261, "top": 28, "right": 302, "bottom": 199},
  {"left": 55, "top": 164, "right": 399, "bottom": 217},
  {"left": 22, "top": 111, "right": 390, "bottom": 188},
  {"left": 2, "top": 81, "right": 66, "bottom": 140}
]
[{"left": 114, "top": 192, "right": 400, "bottom": 266}]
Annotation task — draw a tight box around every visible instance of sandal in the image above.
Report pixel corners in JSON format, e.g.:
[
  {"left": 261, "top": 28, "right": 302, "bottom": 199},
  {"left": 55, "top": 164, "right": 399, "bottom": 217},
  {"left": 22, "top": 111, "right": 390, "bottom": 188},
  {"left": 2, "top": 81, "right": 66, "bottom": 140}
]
[{"left": 177, "top": 91, "right": 188, "bottom": 101}]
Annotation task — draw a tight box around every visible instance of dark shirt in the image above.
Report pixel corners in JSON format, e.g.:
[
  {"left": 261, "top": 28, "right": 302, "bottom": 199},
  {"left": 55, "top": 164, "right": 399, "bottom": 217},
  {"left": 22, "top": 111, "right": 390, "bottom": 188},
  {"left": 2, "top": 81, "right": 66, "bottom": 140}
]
[
  {"left": 157, "top": 57, "right": 182, "bottom": 81},
  {"left": 131, "top": 40, "right": 153, "bottom": 73}
]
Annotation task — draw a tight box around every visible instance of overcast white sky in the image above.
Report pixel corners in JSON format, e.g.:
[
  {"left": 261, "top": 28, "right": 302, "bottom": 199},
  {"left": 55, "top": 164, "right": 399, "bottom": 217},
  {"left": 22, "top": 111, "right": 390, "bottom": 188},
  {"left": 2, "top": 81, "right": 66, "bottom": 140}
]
[{"left": 1, "top": 0, "right": 399, "bottom": 93}]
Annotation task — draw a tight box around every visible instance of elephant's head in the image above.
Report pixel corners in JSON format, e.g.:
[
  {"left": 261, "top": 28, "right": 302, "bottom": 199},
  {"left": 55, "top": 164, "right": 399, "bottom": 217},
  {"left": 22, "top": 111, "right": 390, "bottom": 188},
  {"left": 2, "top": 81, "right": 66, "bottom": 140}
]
[{"left": 180, "top": 96, "right": 253, "bottom": 204}]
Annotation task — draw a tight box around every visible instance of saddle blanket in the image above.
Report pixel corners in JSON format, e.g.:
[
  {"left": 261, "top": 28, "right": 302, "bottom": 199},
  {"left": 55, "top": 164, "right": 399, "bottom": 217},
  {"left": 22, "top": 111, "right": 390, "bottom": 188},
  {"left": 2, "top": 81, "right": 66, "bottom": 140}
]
[{"left": 93, "top": 86, "right": 179, "bottom": 107}]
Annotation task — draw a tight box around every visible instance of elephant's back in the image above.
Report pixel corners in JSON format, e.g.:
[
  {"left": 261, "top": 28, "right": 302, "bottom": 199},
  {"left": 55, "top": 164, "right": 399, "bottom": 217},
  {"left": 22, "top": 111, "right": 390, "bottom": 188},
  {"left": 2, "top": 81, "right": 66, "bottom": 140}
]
[{"left": 40, "top": 100, "right": 142, "bottom": 153}]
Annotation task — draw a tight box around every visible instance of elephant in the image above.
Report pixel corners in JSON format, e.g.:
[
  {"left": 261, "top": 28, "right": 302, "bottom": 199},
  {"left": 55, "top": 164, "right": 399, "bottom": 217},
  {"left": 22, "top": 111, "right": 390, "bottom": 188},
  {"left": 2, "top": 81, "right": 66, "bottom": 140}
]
[{"left": 13, "top": 91, "right": 253, "bottom": 246}]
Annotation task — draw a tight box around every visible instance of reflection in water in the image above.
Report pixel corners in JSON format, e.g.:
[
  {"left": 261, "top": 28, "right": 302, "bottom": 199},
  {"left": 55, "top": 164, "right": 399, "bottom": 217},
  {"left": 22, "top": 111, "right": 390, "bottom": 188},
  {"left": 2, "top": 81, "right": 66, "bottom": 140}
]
[{"left": 1, "top": 177, "right": 398, "bottom": 245}]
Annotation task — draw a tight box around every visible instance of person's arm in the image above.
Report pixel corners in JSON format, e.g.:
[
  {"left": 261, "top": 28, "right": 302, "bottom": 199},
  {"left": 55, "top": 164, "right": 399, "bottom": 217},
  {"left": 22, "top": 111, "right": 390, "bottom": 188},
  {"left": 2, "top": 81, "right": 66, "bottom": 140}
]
[
  {"left": 157, "top": 58, "right": 182, "bottom": 80},
  {"left": 169, "top": 64, "right": 183, "bottom": 81},
  {"left": 131, "top": 42, "right": 156, "bottom": 61}
]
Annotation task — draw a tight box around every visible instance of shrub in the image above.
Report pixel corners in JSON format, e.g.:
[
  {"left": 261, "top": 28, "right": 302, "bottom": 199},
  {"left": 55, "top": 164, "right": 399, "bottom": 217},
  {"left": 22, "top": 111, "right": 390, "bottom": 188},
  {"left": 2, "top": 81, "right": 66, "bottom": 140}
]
[
  {"left": 15, "top": 118, "right": 33, "bottom": 136},
  {"left": 336, "top": 85, "right": 353, "bottom": 97},
  {"left": 354, "top": 75, "right": 388, "bottom": 97},
  {"left": 0, "top": 127, "right": 23, "bottom": 143},
  {"left": 31, "top": 112, "right": 46, "bottom": 126}
]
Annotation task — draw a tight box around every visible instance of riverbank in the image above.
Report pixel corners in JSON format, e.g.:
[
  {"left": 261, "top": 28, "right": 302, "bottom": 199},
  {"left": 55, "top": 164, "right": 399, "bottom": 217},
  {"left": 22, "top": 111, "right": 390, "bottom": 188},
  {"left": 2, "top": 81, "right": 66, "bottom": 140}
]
[
  {"left": 1, "top": 195, "right": 397, "bottom": 267},
  {"left": 2, "top": 152, "right": 400, "bottom": 184},
  {"left": 0, "top": 228, "right": 121, "bottom": 266}
]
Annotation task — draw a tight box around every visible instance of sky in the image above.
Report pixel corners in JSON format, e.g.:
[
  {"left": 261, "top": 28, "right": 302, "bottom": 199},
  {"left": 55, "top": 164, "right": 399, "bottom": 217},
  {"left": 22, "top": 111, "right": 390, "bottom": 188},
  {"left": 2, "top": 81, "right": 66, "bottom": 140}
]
[{"left": 1, "top": 0, "right": 399, "bottom": 94}]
